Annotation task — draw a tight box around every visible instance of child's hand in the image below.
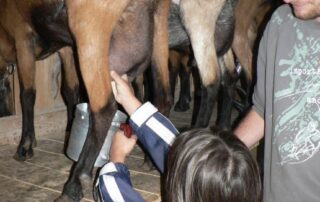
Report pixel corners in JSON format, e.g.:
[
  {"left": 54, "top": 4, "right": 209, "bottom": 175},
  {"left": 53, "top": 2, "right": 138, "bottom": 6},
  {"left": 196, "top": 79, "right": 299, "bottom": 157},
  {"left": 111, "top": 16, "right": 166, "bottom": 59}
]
[
  {"left": 110, "top": 71, "right": 134, "bottom": 104},
  {"left": 110, "top": 71, "right": 142, "bottom": 115},
  {"left": 110, "top": 130, "right": 137, "bottom": 163}
]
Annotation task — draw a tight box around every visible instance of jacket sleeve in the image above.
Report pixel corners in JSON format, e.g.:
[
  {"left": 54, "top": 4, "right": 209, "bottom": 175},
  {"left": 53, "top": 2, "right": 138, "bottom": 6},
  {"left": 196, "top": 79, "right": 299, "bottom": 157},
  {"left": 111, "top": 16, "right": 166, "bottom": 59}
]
[
  {"left": 129, "top": 102, "right": 179, "bottom": 173},
  {"left": 97, "top": 162, "right": 145, "bottom": 202}
]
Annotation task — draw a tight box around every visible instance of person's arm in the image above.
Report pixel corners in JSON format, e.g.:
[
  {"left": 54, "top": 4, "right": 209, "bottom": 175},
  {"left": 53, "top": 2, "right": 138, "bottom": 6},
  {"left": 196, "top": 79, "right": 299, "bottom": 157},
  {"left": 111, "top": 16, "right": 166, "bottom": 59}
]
[
  {"left": 110, "top": 71, "right": 142, "bottom": 116},
  {"left": 234, "top": 108, "right": 264, "bottom": 149},
  {"left": 110, "top": 71, "right": 179, "bottom": 173},
  {"left": 234, "top": 16, "right": 273, "bottom": 149},
  {"left": 129, "top": 102, "right": 179, "bottom": 173},
  {"left": 97, "top": 131, "right": 143, "bottom": 202},
  {"left": 110, "top": 130, "right": 138, "bottom": 164},
  {"left": 97, "top": 162, "right": 145, "bottom": 202}
]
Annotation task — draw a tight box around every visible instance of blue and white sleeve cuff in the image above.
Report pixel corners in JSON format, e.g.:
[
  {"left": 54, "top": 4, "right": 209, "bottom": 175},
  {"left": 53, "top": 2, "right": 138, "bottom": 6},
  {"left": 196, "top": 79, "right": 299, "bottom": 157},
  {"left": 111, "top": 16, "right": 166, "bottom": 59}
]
[{"left": 130, "top": 102, "right": 158, "bottom": 127}]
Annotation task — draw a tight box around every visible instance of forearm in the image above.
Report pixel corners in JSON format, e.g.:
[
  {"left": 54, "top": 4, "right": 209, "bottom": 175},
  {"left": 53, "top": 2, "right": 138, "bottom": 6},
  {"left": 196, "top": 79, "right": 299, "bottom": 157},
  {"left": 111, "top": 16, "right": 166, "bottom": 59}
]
[
  {"left": 234, "top": 108, "right": 265, "bottom": 149},
  {"left": 97, "top": 162, "right": 144, "bottom": 202},
  {"left": 122, "top": 96, "right": 142, "bottom": 116},
  {"left": 129, "top": 102, "right": 179, "bottom": 173}
]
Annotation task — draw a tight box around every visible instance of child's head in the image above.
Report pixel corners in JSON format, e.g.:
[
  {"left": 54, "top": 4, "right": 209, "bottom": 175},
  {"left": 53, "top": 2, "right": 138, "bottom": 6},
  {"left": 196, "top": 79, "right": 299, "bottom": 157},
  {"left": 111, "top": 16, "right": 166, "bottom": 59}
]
[{"left": 165, "top": 128, "right": 262, "bottom": 202}]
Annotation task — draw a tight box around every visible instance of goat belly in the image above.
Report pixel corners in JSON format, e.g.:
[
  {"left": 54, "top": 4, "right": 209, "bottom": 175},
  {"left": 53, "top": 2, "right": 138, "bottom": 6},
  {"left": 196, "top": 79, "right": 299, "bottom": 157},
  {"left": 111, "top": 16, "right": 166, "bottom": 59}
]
[{"left": 31, "top": 1, "right": 73, "bottom": 47}]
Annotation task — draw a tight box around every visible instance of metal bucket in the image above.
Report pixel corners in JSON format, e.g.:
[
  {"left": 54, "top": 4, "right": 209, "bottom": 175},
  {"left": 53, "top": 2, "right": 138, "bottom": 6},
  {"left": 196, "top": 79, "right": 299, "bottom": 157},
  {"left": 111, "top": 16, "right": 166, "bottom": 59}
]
[{"left": 66, "top": 103, "right": 128, "bottom": 167}]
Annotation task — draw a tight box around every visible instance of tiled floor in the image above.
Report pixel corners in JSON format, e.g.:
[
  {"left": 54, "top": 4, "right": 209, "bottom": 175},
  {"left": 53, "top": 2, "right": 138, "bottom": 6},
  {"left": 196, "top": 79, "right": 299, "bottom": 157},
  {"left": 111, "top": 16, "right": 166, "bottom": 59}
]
[{"left": 0, "top": 102, "right": 200, "bottom": 202}]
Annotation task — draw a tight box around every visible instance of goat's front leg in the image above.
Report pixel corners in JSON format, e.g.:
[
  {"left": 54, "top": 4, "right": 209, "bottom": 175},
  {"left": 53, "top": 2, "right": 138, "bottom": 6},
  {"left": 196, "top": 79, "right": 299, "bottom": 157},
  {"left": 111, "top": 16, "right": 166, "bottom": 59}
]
[{"left": 56, "top": 1, "right": 130, "bottom": 201}]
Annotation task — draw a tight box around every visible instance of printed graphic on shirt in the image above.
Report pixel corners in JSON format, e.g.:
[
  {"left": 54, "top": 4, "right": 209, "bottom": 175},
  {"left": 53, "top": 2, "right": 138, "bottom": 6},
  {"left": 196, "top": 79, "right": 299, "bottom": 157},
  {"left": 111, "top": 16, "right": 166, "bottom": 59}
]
[{"left": 273, "top": 13, "right": 320, "bottom": 165}]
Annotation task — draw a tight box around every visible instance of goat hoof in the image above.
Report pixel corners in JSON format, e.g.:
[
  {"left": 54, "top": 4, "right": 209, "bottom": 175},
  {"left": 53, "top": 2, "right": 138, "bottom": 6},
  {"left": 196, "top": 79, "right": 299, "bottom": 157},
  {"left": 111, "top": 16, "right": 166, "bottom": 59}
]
[
  {"left": 13, "top": 153, "right": 27, "bottom": 161},
  {"left": 93, "top": 185, "right": 100, "bottom": 201},
  {"left": 54, "top": 194, "right": 77, "bottom": 202},
  {"left": 174, "top": 100, "right": 190, "bottom": 112},
  {"left": 59, "top": 179, "right": 84, "bottom": 202},
  {"left": 13, "top": 148, "right": 34, "bottom": 161},
  {"left": 32, "top": 138, "right": 37, "bottom": 147}
]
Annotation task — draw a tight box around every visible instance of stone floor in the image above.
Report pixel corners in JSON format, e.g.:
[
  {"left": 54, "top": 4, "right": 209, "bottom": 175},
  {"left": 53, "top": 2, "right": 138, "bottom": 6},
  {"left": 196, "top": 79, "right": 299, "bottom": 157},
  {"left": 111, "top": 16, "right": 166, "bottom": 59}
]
[{"left": 0, "top": 102, "right": 201, "bottom": 202}]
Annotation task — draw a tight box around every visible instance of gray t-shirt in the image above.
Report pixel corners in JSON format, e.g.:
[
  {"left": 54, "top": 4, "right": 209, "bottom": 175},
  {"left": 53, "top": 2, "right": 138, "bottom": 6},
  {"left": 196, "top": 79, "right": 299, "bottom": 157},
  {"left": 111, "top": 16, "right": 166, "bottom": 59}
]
[{"left": 253, "top": 5, "right": 320, "bottom": 202}]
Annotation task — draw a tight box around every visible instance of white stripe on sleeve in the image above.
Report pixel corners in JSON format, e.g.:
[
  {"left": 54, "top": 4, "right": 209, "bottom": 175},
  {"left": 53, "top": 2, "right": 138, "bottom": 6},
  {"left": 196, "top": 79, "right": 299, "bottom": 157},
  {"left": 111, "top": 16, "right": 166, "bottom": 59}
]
[
  {"left": 99, "top": 162, "right": 118, "bottom": 175},
  {"left": 146, "top": 117, "right": 175, "bottom": 145},
  {"left": 131, "top": 102, "right": 158, "bottom": 127},
  {"left": 103, "top": 175, "right": 125, "bottom": 202},
  {"left": 96, "top": 162, "right": 118, "bottom": 186}
]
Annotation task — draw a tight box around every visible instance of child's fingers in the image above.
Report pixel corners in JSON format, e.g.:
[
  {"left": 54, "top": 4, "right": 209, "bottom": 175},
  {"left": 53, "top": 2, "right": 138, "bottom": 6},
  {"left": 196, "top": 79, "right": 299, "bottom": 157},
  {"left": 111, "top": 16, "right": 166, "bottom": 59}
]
[
  {"left": 116, "top": 130, "right": 125, "bottom": 136},
  {"left": 130, "top": 134, "right": 138, "bottom": 141},
  {"left": 121, "top": 74, "right": 129, "bottom": 82},
  {"left": 111, "top": 71, "right": 129, "bottom": 87},
  {"left": 127, "top": 134, "right": 138, "bottom": 147},
  {"left": 111, "top": 81, "right": 118, "bottom": 98},
  {"left": 110, "top": 71, "right": 123, "bottom": 84}
]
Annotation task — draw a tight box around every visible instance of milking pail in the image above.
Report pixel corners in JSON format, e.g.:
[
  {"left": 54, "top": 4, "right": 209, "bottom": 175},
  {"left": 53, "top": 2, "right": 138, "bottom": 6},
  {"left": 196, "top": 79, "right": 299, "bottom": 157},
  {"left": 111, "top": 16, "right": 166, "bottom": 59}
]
[{"left": 66, "top": 103, "right": 128, "bottom": 167}]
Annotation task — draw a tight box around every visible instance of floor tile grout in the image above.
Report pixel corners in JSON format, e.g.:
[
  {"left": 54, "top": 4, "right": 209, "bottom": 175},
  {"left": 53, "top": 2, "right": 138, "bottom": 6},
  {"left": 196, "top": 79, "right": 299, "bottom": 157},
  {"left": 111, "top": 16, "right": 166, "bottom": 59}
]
[
  {"left": 129, "top": 170, "right": 160, "bottom": 178},
  {"left": 34, "top": 147, "right": 65, "bottom": 156},
  {"left": 40, "top": 137, "right": 64, "bottom": 144},
  {"left": 128, "top": 154, "right": 145, "bottom": 159},
  {"left": 24, "top": 161, "right": 70, "bottom": 175},
  {"left": 134, "top": 188, "right": 160, "bottom": 196}
]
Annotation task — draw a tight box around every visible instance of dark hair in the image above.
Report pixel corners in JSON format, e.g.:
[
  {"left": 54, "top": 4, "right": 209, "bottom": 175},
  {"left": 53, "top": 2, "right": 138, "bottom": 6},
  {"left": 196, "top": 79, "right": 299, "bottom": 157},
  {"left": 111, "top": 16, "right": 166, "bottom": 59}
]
[{"left": 165, "top": 128, "right": 262, "bottom": 202}]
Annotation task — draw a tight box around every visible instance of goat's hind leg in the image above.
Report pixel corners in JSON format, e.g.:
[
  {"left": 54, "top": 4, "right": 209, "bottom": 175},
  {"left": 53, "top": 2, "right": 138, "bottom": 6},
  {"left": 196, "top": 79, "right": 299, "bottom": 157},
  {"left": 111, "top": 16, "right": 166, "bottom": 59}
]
[
  {"left": 56, "top": 1, "right": 131, "bottom": 201},
  {"left": 169, "top": 50, "right": 181, "bottom": 101},
  {"left": 169, "top": 50, "right": 191, "bottom": 112},
  {"left": 58, "top": 46, "right": 80, "bottom": 151},
  {"left": 216, "top": 50, "right": 237, "bottom": 129},
  {"left": 150, "top": 0, "right": 172, "bottom": 116},
  {"left": 174, "top": 52, "right": 192, "bottom": 112},
  {"left": 181, "top": 0, "right": 226, "bottom": 127},
  {"left": 13, "top": 37, "right": 37, "bottom": 161}
]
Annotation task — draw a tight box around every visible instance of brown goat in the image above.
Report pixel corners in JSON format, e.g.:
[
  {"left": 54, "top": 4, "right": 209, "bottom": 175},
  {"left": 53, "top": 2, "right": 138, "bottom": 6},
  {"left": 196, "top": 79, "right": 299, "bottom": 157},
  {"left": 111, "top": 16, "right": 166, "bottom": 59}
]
[
  {"left": 233, "top": 0, "right": 277, "bottom": 86},
  {"left": 168, "top": 0, "right": 278, "bottom": 128},
  {"left": 0, "top": 0, "right": 171, "bottom": 201},
  {"left": 168, "top": 0, "right": 237, "bottom": 128}
]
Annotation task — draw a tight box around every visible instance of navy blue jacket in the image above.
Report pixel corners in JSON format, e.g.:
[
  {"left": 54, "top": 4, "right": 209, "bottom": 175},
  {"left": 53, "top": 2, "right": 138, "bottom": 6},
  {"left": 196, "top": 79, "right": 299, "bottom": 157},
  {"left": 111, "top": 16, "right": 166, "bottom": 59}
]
[{"left": 97, "top": 102, "right": 179, "bottom": 202}]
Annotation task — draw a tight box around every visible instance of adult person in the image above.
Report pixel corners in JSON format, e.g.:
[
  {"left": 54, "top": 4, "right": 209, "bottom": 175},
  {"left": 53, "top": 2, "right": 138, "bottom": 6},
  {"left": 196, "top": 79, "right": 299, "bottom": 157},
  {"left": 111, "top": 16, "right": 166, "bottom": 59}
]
[
  {"left": 234, "top": 1, "right": 320, "bottom": 201},
  {"left": 96, "top": 71, "right": 261, "bottom": 202}
]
